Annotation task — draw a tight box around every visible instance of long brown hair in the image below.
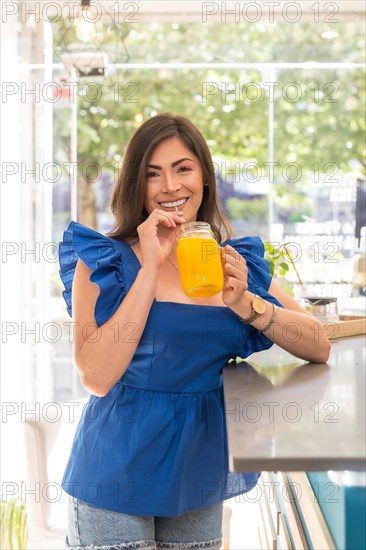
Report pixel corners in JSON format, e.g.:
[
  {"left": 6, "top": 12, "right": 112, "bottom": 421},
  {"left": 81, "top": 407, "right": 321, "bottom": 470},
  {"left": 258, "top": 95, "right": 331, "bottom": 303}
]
[{"left": 108, "top": 112, "right": 233, "bottom": 243}]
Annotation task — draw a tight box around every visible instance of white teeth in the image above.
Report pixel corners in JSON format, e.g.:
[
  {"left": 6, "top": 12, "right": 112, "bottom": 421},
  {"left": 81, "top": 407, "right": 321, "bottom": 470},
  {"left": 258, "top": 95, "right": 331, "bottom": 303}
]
[{"left": 160, "top": 198, "right": 188, "bottom": 208}]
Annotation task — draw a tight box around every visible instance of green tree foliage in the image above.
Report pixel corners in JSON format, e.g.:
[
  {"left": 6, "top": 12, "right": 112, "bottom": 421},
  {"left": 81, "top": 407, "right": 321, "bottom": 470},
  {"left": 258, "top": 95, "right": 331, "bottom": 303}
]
[
  {"left": 52, "top": 19, "right": 365, "bottom": 228},
  {"left": 226, "top": 197, "right": 268, "bottom": 220}
]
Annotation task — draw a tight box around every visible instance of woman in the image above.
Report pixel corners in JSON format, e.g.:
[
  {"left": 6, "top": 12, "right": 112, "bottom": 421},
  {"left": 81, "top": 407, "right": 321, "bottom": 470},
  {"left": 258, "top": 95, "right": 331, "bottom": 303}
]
[{"left": 59, "top": 113, "right": 330, "bottom": 549}]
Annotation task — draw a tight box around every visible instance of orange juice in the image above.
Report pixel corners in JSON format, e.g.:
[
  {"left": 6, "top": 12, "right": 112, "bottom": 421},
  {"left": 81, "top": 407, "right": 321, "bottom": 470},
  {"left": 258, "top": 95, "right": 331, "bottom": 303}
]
[{"left": 176, "top": 223, "right": 224, "bottom": 297}]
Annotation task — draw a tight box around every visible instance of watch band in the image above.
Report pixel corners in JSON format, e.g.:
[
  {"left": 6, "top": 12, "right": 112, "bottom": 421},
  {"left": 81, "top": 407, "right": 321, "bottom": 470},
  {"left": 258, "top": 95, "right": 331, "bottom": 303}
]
[
  {"left": 258, "top": 303, "right": 277, "bottom": 333},
  {"left": 240, "top": 308, "right": 261, "bottom": 324}
]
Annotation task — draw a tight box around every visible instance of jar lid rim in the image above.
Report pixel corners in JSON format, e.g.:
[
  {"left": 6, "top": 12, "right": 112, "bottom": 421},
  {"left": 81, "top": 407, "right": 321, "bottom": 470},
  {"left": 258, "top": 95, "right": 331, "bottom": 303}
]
[
  {"left": 304, "top": 297, "right": 338, "bottom": 304},
  {"left": 176, "top": 221, "right": 213, "bottom": 241},
  {"left": 179, "top": 221, "right": 210, "bottom": 229}
]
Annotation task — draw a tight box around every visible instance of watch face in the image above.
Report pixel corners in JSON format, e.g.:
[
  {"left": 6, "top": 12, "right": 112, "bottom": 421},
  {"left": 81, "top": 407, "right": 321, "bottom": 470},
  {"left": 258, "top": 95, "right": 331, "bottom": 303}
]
[{"left": 253, "top": 295, "right": 266, "bottom": 315}]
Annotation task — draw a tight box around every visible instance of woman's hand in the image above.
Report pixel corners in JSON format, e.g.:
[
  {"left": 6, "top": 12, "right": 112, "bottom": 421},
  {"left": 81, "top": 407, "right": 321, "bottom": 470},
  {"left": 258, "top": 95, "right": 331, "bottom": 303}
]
[
  {"left": 137, "top": 209, "right": 185, "bottom": 271},
  {"left": 221, "top": 245, "right": 249, "bottom": 307}
]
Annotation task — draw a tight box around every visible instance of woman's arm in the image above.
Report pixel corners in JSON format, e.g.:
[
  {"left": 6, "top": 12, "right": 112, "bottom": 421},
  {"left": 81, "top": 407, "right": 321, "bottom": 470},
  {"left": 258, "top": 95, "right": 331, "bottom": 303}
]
[
  {"left": 72, "top": 208, "right": 185, "bottom": 397},
  {"left": 221, "top": 246, "right": 331, "bottom": 364},
  {"left": 257, "top": 280, "right": 330, "bottom": 363},
  {"left": 73, "top": 259, "right": 158, "bottom": 397}
]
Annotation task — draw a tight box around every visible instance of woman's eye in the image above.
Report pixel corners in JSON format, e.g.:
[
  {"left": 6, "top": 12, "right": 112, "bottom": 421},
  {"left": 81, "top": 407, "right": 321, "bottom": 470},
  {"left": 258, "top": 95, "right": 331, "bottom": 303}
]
[
  {"left": 177, "top": 166, "right": 191, "bottom": 173},
  {"left": 146, "top": 172, "right": 158, "bottom": 179}
]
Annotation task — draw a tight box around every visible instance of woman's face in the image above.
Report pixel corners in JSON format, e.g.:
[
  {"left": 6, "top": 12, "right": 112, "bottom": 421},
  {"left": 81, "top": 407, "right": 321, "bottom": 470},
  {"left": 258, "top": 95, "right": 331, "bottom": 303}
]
[{"left": 144, "top": 136, "right": 204, "bottom": 223}]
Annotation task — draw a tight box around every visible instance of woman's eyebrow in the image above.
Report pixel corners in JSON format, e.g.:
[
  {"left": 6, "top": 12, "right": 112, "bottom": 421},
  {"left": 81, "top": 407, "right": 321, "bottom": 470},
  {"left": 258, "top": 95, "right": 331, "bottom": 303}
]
[
  {"left": 172, "top": 157, "right": 194, "bottom": 167},
  {"left": 148, "top": 157, "right": 194, "bottom": 170}
]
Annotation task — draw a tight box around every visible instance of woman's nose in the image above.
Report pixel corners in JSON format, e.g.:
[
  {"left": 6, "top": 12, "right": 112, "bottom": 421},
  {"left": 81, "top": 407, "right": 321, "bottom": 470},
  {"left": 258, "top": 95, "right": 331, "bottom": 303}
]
[{"left": 162, "top": 174, "right": 181, "bottom": 192}]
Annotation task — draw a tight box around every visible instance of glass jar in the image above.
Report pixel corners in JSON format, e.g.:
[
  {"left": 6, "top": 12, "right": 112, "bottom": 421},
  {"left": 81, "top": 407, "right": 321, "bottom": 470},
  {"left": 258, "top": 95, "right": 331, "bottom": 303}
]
[
  {"left": 176, "top": 222, "right": 224, "bottom": 297},
  {"left": 302, "top": 297, "right": 339, "bottom": 323}
]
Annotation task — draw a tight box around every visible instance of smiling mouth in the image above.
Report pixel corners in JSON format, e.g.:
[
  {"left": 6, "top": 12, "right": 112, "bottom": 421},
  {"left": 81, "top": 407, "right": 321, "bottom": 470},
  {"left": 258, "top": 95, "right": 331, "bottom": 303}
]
[{"left": 159, "top": 197, "right": 188, "bottom": 208}]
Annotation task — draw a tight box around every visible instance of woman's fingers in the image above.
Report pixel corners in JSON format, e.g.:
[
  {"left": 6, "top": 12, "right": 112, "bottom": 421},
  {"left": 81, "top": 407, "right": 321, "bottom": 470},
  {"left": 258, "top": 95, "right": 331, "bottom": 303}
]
[
  {"left": 223, "top": 261, "right": 246, "bottom": 277},
  {"left": 221, "top": 245, "right": 245, "bottom": 266},
  {"left": 221, "top": 245, "right": 248, "bottom": 305},
  {"left": 222, "top": 246, "right": 247, "bottom": 277},
  {"left": 137, "top": 208, "right": 186, "bottom": 269},
  {"left": 145, "top": 210, "right": 173, "bottom": 228},
  {"left": 224, "top": 275, "right": 248, "bottom": 292},
  {"left": 138, "top": 209, "right": 185, "bottom": 237},
  {"left": 148, "top": 209, "right": 185, "bottom": 228}
]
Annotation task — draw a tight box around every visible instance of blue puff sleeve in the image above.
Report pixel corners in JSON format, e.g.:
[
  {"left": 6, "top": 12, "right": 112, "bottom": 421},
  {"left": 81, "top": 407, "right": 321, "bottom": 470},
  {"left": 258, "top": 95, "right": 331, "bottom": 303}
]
[
  {"left": 58, "top": 221, "right": 126, "bottom": 327},
  {"left": 223, "top": 236, "right": 272, "bottom": 293},
  {"left": 222, "top": 236, "right": 283, "bottom": 358}
]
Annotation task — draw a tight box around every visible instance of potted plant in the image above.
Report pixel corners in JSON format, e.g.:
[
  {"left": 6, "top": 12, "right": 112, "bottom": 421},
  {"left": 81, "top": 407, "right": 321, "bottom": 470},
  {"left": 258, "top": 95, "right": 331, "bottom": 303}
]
[
  {"left": 0, "top": 487, "right": 29, "bottom": 550},
  {"left": 264, "top": 242, "right": 295, "bottom": 296}
]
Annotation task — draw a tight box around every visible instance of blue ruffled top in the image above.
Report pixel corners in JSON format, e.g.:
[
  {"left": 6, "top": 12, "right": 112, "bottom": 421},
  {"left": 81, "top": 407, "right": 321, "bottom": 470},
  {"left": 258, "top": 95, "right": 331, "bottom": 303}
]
[{"left": 59, "top": 221, "right": 282, "bottom": 516}]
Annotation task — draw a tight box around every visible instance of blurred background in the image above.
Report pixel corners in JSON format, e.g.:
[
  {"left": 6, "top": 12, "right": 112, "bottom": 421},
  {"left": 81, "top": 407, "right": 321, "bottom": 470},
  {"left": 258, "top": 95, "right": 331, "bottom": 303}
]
[{"left": 1, "top": 0, "right": 365, "bottom": 514}]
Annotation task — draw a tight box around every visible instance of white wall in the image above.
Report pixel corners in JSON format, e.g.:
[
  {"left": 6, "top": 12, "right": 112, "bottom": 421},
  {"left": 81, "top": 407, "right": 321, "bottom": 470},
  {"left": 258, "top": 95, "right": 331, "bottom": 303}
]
[
  {"left": 1, "top": 1, "right": 29, "bottom": 492},
  {"left": 0, "top": 2, "right": 53, "bottom": 495}
]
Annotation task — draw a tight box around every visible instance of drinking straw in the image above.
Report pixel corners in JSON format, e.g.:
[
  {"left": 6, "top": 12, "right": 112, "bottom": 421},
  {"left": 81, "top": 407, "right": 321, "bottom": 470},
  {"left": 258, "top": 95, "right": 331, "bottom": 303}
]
[{"left": 283, "top": 244, "right": 304, "bottom": 287}]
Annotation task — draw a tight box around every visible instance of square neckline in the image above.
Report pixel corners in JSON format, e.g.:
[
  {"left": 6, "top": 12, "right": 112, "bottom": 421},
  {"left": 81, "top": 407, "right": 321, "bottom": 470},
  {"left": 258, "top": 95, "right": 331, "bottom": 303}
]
[{"left": 115, "top": 237, "right": 229, "bottom": 309}]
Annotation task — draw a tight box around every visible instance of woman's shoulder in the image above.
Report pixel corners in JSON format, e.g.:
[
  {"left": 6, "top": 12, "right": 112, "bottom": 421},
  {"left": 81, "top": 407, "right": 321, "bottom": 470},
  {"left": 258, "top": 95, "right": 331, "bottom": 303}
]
[
  {"left": 59, "top": 221, "right": 128, "bottom": 325},
  {"left": 60, "top": 221, "right": 134, "bottom": 268},
  {"left": 62, "top": 220, "right": 117, "bottom": 244}
]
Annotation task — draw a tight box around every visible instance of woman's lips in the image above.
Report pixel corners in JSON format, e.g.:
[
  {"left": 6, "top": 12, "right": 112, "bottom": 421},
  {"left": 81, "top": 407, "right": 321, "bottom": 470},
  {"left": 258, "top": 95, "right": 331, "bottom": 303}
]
[{"left": 159, "top": 197, "right": 189, "bottom": 209}]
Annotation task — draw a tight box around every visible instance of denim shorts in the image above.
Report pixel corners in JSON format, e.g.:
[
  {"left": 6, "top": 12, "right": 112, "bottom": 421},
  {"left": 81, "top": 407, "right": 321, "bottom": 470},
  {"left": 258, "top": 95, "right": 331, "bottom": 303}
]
[{"left": 66, "top": 497, "right": 223, "bottom": 549}]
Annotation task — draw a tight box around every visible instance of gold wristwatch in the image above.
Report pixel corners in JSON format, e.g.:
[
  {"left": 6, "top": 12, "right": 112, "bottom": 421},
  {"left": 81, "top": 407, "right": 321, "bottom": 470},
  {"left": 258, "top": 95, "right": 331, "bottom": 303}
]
[{"left": 240, "top": 294, "right": 267, "bottom": 324}]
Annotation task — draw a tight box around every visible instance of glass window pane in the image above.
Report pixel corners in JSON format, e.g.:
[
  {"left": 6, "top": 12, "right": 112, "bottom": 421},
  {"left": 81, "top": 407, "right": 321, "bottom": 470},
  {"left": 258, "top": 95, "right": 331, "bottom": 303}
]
[
  {"left": 49, "top": 17, "right": 366, "bottom": 401},
  {"left": 273, "top": 67, "right": 365, "bottom": 295}
]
